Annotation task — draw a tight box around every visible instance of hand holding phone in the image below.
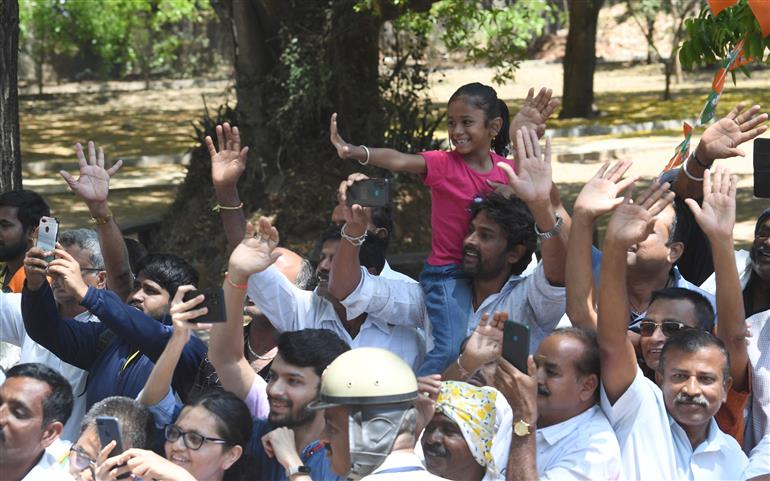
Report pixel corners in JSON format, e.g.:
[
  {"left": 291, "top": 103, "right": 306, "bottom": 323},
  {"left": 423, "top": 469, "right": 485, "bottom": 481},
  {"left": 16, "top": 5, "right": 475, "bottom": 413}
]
[
  {"left": 502, "top": 320, "right": 530, "bottom": 373},
  {"left": 96, "top": 416, "right": 130, "bottom": 479},
  {"left": 35, "top": 216, "right": 59, "bottom": 262},
  {"left": 346, "top": 179, "right": 390, "bottom": 207},
  {"left": 182, "top": 287, "right": 227, "bottom": 323}
]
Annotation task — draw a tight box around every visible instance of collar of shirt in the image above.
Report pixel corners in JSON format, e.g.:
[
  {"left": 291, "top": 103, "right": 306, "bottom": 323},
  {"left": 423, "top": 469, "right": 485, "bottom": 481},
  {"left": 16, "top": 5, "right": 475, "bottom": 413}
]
[
  {"left": 473, "top": 273, "right": 526, "bottom": 315},
  {"left": 537, "top": 405, "right": 598, "bottom": 446},
  {"left": 371, "top": 451, "right": 426, "bottom": 475},
  {"left": 313, "top": 295, "right": 393, "bottom": 337},
  {"left": 667, "top": 415, "right": 731, "bottom": 455}
]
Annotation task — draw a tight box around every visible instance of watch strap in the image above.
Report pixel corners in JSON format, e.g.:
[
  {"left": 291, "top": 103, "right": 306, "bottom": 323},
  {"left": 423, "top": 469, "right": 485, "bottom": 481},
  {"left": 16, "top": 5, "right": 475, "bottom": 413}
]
[{"left": 286, "top": 465, "right": 311, "bottom": 478}]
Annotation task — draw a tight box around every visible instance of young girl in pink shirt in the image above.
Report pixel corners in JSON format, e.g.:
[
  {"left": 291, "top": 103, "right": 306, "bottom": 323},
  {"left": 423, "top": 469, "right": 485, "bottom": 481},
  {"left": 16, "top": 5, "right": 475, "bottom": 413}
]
[{"left": 331, "top": 82, "right": 535, "bottom": 375}]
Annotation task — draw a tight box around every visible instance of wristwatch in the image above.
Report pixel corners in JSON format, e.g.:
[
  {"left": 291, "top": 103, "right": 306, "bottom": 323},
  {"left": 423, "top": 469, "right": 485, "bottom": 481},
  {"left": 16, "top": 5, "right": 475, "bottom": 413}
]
[
  {"left": 534, "top": 213, "right": 563, "bottom": 240},
  {"left": 513, "top": 419, "right": 531, "bottom": 437},
  {"left": 286, "top": 465, "right": 311, "bottom": 478}
]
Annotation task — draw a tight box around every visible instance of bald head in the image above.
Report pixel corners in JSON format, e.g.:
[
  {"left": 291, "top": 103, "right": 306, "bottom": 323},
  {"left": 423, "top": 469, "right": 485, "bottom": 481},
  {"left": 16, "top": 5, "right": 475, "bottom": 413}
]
[{"left": 273, "top": 247, "right": 304, "bottom": 283}]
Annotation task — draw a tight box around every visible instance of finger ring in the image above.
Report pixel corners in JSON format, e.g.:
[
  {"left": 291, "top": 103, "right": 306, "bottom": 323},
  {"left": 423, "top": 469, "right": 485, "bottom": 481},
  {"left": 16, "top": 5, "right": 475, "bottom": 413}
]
[{"left": 422, "top": 391, "right": 430, "bottom": 398}]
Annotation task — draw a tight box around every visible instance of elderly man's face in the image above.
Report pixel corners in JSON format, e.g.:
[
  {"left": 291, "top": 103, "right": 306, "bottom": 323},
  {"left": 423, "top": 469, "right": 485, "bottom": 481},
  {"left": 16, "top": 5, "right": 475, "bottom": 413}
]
[
  {"left": 422, "top": 412, "right": 484, "bottom": 481},
  {"left": 751, "top": 219, "right": 770, "bottom": 282},
  {"left": 321, "top": 406, "right": 351, "bottom": 476},
  {"left": 659, "top": 346, "right": 730, "bottom": 434},
  {"left": 0, "top": 377, "right": 58, "bottom": 469},
  {"left": 51, "top": 244, "right": 105, "bottom": 304}
]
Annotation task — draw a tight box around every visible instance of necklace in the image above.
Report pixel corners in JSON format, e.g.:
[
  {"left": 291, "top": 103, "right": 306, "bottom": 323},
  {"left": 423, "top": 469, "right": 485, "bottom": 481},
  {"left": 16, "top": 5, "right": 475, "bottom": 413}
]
[{"left": 247, "top": 338, "right": 276, "bottom": 361}]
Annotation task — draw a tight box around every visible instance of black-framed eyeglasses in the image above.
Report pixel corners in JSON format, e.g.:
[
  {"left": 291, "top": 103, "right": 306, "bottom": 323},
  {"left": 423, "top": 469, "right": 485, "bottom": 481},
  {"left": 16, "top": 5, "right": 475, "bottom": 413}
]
[
  {"left": 69, "top": 446, "right": 96, "bottom": 476},
  {"left": 639, "top": 320, "right": 686, "bottom": 337},
  {"left": 164, "top": 424, "right": 230, "bottom": 450}
]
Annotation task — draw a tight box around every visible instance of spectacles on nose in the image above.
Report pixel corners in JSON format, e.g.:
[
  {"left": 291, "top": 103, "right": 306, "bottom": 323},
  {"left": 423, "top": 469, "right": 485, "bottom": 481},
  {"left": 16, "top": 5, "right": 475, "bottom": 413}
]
[
  {"left": 164, "top": 424, "right": 230, "bottom": 450},
  {"left": 639, "top": 320, "right": 686, "bottom": 337},
  {"left": 69, "top": 446, "right": 96, "bottom": 474}
]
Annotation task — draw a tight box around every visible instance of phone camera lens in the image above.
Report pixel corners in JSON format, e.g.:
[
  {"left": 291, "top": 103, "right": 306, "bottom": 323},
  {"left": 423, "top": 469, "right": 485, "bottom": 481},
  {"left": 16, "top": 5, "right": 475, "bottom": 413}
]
[{"left": 45, "top": 226, "right": 50, "bottom": 233}]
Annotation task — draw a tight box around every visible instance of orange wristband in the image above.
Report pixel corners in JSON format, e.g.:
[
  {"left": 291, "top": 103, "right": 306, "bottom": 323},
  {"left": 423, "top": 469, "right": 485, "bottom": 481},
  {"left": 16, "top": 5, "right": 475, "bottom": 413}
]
[{"left": 225, "top": 273, "right": 247, "bottom": 290}]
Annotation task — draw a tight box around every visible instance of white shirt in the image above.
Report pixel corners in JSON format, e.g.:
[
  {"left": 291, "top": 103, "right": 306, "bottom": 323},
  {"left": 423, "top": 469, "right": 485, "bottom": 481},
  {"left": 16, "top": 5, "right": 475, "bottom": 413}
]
[
  {"left": 466, "top": 261, "right": 566, "bottom": 353},
  {"left": 361, "top": 451, "right": 447, "bottom": 481},
  {"left": 600, "top": 367, "right": 747, "bottom": 480},
  {"left": 746, "top": 309, "right": 770, "bottom": 449},
  {"left": 743, "top": 434, "right": 770, "bottom": 480},
  {"left": 380, "top": 260, "right": 418, "bottom": 284},
  {"left": 0, "top": 292, "right": 97, "bottom": 441},
  {"left": 247, "top": 266, "right": 426, "bottom": 370},
  {"left": 22, "top": 449, "right": 75, "bottom": 481},
  {"left": 536, "top": 405, "right": 621, "bottom": 481}
]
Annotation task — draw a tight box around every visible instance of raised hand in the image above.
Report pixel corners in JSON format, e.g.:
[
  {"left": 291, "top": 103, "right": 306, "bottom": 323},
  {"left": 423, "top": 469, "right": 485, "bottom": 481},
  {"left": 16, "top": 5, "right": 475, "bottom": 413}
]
[
  {"left": 336, "top": 174, "right": 371, "bottom": 236},
  {"left": 685, "top": 166, "right": 736, "bottom": 241},
  {"left": 573, "top": 160, "right": 638, "bottom": 220},
  {"left": 695, "top": 103, "right": 768, "bottom": 164},
  {"left": 509, "top": 87, "right": 559, "bottom": 145},
  {"left": 23, "top": 246, "right": 49, "bottom": 291},
  {"left": 463, "top": 311, "right": 506, "bottom": 369},
  {"left": 604, "top": 181, "right": 675, "bottom": 249},
  {"left": 330, "top": 113, "right": 358, "bottom": 160},
  {"left": 497, "top": 126, "right": 552, "bottom": 206},
  {"left": 205, "top": 122, "right": 249, "bottom": 190},
  {"left": 169, "top": 285, "right": 211, "bottom": 337},
  {"left": 227, "top": 217, "right": 282, "bottom": 284},
  {"left": 59, "top": 141, "right": 122, "bottom": 209},
  {"left": 415, "top": 374, "right": 441, "bottom": 434}
]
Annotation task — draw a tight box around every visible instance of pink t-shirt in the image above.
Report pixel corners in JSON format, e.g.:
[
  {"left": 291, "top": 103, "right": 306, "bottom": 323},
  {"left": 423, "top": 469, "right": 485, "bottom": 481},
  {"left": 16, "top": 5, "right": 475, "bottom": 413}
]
[
  {"left": 419, "top": 150, "right": 515, "bottom": 266},
  {"left": 245, "top": 373, "right": 270, "bottom": 419}
]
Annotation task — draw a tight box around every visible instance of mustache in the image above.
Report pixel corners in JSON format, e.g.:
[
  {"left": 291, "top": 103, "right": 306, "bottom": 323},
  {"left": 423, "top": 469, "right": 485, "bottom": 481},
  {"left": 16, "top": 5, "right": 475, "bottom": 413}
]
[
  {"left": 268, "top": 394, "right": 293, "bottom": 406},
  {"left": 537, "top": 385, "right": 550, "bottom": 397},
  {"left": 423, "top": 443, "right": 448, "bottom": 458},
  {"left": 674, "top": 392, "right": 708, "bottom": 407}
]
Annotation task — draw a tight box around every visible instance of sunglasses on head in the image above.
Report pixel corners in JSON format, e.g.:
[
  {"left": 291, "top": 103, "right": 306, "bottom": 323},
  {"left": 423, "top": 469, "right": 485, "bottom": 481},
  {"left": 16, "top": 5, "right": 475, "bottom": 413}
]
[{"left": 638, "top": 320, "right": 686, "bottom": 337}]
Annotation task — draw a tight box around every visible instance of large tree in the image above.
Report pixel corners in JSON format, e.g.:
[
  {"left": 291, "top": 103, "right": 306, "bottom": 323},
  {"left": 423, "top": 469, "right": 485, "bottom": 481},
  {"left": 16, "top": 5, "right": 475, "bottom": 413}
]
[
  {"left": 1, "top": 0, "right": 22, "bottom": 192},
  {"left": 560, "top": 0, "right": 604, "bottom": 119}
]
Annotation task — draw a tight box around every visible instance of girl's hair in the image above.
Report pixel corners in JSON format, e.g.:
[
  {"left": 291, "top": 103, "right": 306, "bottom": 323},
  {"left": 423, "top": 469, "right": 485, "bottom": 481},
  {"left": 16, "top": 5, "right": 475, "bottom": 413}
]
[
  {"left": 186, "top": 390, "right": 255, "bottom": 481},
  {"left": 448, "top": 82, "right": 511, "bottom": 156}
]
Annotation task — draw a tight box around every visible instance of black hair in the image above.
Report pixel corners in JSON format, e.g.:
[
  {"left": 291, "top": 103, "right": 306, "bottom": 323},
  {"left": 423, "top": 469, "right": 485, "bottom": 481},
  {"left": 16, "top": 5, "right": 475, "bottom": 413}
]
[
  {"left": 320, "top": 224, "right": 342, "bottom": 244},
  {"left": 134, "top": 253, "right": 198, "bottom": 298},
  {"left": 359, "top": 232, "right": 387, "bottom": 274},
  {"left": 6, "top": 363, "right": 73, "bottom": 427},
  {"left": 370, "top": 204, "right": 395, "bottom": 250},
  {"left": 0, "top": 189, "right": 50, "bottom": 234},
  {"left": 80, "top": 396, "right": 154, "bottom": 450},
  {"left": 467, "top": 192, "right": 537, "bottom": 275},
  {"left": 649, "top": 287, "right": 715, "bottom": 333},
  {"left": 123, "top": 237, "right": 148, "bottom": 274},
  {"left": 658, "top": 328, "right": 730, "bottom": 382},
  {"left": 448, "top": 82, "right": 511, "bottom": 156},
  {"left": 276, "top": 329, "right": 351, "bottom": 376},
  {"left": 185, "top": 390, "right": 254, "bottom": 481},
  {"left": 551, "top": 327, "right": 600, "bottom": 380}
]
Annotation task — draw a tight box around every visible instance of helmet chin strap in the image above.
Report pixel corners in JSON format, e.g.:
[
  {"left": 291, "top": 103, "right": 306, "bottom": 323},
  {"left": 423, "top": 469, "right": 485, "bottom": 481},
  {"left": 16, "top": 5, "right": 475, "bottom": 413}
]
[{"left": 345, "top": 405, "right": 414, "bottom": 480}]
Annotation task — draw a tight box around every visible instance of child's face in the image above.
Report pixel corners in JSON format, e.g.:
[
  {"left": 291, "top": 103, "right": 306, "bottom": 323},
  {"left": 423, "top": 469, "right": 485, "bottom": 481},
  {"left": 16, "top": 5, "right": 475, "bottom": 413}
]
[{"left": 447, "top": 98, "right": 498, "bottom": 157}]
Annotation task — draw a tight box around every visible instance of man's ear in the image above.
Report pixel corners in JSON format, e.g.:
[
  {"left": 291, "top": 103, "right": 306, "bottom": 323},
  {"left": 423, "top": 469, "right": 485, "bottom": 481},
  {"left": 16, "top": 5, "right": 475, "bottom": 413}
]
[
  {"left": 666, "top": 241, "right": 684, "bottom": 265},
  {"left": 579, "top": 374, "right": 599, "bottom": 402},
  {"left": 95, "top": 271, "right": 107, "bottom": 289},
  {"left": 40, "top": 421, "right": 64, "bottom": 449},
  {"left": 722, "top": 375, "right": 733, "bottom": 403},
  {"left": 505, "top": 245, "right": 528, "bottom": 267},
  {"left": 366, "top": 267, "right": 378, "bottom": 276},
  {"left": 372, "top": 227, "right": 388, "bottom": 240}
]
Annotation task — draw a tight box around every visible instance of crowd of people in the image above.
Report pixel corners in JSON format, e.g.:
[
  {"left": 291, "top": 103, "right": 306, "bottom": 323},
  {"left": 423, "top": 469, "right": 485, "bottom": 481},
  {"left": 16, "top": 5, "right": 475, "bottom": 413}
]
[{"left": 0, "top": 81, "right": 769, "bottom": 481}]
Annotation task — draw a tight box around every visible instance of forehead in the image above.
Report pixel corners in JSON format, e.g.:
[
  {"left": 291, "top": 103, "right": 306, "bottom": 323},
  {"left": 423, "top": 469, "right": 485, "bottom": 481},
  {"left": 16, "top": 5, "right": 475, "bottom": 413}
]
[
  {"left": 0, "top": 206, "right": 21, "bottom": 223},
  {"left": 470, "top": 210, "right": 504, "bottom": 236},
  {"left": 662, "top": 345, "right": 726, "bottom": 377},
  {"left": 64, "top": 244, "right": 95, "bottom": 268},
  {"left": 646, "top": 298, "right": 699, "bottom": 328},
  {"left": 324, "top": 405, "right": 348, "bottom": 426},
  {"left": 651, "top": 205, "right": 675, "bottom": 234},
  {"left": 176, "top": 405, "right": 220, "bottom": 433},
  {"left": 75, "top": 425, "right": 100, "bottom": 456},
  {"left": 447, "top": 97, "right": 486, "bottom": 118},
  {"left": 320, "top": 239, "right": 340, "bottom": 256},
  {"left": 136, "top": 275, "right": 164, "bottom": 292},
  {"left": 427, "top": 411, "right": 459, "bottom": 430},
  {"left": 270, "top": 354, "right": 319, "bottom": 381},
  {"left": 0, "top": 376, "right": 49, "bottom": 414},
  {"left": 756, "top": 218, "right": 770, "bottom": 237},
  {"left": 536, "top": 335, "right": 585, "bottom": 368}
]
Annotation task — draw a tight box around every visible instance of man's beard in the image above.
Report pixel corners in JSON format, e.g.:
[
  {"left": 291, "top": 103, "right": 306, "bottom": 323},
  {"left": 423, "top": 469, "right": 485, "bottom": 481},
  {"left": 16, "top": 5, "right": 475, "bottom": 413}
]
[
  {"left": 0, "top": 237, "right": 27, "bottom": 263},
  {"left": 268, "top": 395, "right": 316, "bottom": 428}
]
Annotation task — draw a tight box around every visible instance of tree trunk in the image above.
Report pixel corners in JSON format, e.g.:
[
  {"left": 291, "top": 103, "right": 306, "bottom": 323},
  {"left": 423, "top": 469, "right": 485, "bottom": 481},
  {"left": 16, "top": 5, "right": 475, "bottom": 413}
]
[
  {"left": 1, "top": 0, "right": 23, "bottom": 192},
  {"left": 663, "top": 59, "right": 673, "bottom": 100},
  {"left": 560, "top": 0, "right": 604, "bottom": 119}
]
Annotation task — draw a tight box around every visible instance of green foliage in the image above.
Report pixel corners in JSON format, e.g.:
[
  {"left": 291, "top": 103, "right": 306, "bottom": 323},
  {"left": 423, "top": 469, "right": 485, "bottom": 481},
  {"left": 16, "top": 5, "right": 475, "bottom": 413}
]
[
  {"left": 679, "top": 0, "right": 770, "bottom": 71},
  {"left": 19, "top": 0, "right": 213, "bottom": 79}
]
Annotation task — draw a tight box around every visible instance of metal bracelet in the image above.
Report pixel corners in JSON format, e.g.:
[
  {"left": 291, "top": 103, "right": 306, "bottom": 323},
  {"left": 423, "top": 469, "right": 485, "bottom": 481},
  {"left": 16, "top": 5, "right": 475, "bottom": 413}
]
[{"left": 341, "top": 223, "right": 367, "bottom": 246}]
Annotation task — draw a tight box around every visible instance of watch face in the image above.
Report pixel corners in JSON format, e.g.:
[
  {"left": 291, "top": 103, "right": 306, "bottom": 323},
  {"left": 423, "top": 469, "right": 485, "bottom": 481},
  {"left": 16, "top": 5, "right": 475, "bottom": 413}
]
[{"left": 514, "top": 420, "right": 530, "bottom": 436}]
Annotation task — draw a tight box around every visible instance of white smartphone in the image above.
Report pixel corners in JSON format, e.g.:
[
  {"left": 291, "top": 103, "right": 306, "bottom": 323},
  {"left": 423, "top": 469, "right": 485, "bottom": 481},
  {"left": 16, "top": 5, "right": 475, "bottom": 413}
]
[{"left": 36, "top": 216, "right": 59, "bottom": 261}]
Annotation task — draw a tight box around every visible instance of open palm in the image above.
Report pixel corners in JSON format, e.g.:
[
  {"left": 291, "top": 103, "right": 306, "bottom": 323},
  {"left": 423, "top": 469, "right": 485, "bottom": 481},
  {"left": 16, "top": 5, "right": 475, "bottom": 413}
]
[
  {"left": 228, "top": 217, "right": 282, "bottom": 280},
  {"left": 573, "top": 160, "right": 637, "bottom": 219},
  {"left": 509, "top": 87, "right": 559, "bottom": 143},
  {"left": 605, "top": 182, "right": 674, "bottom": 248},
  {"left": 464, "top": 311, "right": 505, "bottom": 365},
  {"left": 499, "top": 126, "right": 552, "bottom": 205},
  {"left": 206, "top": 123, "right": 248, "bottom": 189},
  {"left": 686, "top": 166, "right": 736, "bottom": 239},
  {"left": 697, "top": 104, "right": 768, "bottom": 162},
  {"left": 59, "top": 142, "right": 121, "bottom": 205}
]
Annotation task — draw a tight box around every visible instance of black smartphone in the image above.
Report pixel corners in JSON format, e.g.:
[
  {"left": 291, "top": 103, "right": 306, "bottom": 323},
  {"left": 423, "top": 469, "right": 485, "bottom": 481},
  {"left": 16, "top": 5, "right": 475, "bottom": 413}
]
[
  {"left": 35, "top": 216, "right": 59, "bottom": 263},
  {"left": 502, "top": 320, "right": 530, "bottom": 373},
  {"left": 183, "top": 287, "right": 227, "bottom": 323},
  {"left": 346, "top": 179, "right": 390, "bottom": 207},
  {"left": 755, "top": 138, "right": 770, "bottom": 198},
  {"left": 96, "top": 416, "right": 130, "bottom": 478}
]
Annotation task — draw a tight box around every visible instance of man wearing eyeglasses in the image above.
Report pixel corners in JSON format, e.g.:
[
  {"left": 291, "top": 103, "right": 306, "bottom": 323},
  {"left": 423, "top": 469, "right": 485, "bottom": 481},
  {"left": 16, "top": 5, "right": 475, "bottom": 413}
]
[
  {"left": 68, "top": 396, "right": 153, "bottom": 481},
  {"left": 596, "top": 168, "right": 748, "bottom": 479},
  {"left": 1, "top": 228, "right": 105, "bottom": 442}
]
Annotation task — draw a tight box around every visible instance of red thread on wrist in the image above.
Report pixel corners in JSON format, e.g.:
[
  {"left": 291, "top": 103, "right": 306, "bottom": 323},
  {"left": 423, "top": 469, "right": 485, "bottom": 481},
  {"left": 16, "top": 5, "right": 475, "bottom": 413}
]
[{"left": 225, "top": 273, "right": 247, "bottom": 290}]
